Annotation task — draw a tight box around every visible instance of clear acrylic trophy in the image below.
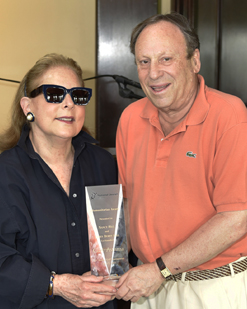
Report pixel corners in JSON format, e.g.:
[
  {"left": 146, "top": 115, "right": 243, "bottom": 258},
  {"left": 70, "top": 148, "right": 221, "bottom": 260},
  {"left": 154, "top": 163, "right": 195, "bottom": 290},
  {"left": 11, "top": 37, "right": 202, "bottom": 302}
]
[{"left": 85, "top": 184, "right": 129, "bottom": 281}]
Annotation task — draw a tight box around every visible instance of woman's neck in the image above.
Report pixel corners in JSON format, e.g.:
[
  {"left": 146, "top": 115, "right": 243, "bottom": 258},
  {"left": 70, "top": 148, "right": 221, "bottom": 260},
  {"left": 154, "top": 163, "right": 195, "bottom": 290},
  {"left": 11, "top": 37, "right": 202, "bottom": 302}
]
[{"left": 29, "top": 131, "right": 75, "bottom": 166}]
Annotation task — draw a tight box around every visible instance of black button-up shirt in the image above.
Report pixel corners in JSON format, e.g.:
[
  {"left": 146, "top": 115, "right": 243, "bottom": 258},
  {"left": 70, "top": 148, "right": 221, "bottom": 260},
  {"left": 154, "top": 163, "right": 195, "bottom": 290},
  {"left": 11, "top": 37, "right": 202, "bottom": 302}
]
[{"left": 0, "top": 126, "right": 117, "bottom": 309}]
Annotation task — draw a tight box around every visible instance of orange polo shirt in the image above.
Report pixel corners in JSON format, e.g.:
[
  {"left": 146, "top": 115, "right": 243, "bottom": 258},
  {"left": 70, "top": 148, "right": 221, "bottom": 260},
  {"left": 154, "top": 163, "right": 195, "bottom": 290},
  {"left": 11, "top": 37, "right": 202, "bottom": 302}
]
[{"left": 116, "top": 75, "right": 247, "bottom": 271}]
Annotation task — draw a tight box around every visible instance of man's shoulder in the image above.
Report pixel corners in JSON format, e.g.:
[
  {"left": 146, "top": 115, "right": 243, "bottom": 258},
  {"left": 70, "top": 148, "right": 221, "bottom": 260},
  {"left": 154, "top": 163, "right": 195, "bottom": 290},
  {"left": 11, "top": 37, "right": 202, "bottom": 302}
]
[
  {"left": 206, "top": 86, "right": 245, "bottom": 109},
  {"left": 120, "top": 97, "right": 152, "bottom": 122},
  {"left": 122, "top": 97, "right": 148, "bottom": 113},
  {"left": 205, "top": 86, "right": 247, "bottom": 122}
]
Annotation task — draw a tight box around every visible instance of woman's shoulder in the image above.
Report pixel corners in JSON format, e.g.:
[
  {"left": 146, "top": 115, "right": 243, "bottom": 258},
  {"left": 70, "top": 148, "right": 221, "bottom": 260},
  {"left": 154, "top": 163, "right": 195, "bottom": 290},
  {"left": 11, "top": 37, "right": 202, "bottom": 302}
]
[
  {"left": 76, "top": 131, "right": 115, "bottom": 162},
  {"left": 0, "top": 146, "right": 20, "bottom": 166},
  {"left": 84, "top": 142, "right": 116, "bottom": 163},
  {"left": 80, "top": 143, "right": 117, "bottom": 185}
]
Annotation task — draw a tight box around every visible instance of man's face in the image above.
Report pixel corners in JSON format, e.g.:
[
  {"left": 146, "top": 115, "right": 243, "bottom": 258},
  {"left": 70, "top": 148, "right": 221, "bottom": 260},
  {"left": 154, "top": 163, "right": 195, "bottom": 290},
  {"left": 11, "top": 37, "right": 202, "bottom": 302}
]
[{"left": 135, "top": 21, "right": 200, "bottom": 113}]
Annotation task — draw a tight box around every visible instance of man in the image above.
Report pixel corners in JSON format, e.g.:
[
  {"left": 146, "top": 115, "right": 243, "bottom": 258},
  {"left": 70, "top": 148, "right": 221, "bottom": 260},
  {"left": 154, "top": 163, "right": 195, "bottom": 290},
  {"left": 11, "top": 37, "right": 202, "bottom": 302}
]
[{"left": 115, "top": 13, "right": 247, "bottom": 309}]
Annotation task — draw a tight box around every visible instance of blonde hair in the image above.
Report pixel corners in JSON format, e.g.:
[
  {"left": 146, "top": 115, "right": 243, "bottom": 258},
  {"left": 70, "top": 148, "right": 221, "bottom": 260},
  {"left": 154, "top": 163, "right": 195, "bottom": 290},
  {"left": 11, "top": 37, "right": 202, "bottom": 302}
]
[{"left": 0, "top": 53, "right": 85, "bottom": 153}]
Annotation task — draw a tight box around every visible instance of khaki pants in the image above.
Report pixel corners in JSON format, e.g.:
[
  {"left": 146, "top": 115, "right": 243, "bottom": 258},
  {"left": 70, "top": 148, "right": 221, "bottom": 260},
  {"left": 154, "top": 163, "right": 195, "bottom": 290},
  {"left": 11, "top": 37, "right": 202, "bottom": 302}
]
[{"left": 132, "top": 258, "right": 247, "bottom": 309}]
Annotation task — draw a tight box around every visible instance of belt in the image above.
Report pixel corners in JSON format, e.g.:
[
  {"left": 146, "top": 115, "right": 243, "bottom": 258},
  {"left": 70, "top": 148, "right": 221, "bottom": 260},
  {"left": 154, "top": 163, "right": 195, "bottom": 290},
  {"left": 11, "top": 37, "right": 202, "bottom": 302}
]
[{"left": 166, "top": 257, "right": 247, "bottom": 282}]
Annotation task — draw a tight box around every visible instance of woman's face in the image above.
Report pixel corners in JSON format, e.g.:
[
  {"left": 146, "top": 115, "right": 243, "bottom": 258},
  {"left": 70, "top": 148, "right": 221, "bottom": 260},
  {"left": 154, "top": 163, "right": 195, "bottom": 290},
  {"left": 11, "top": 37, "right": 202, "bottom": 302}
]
[{"left": 22, "top": 66, "right": 86, "bottom": 143}]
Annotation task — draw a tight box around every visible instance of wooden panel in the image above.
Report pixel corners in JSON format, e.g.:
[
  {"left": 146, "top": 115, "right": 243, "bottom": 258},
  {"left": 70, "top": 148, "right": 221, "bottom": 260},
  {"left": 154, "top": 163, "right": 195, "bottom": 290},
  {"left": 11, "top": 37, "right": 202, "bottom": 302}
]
[
  {"left": 195, "top": 0, "right": 218, "bottom": 88},
  {"left": 173, "top": 0, "right": 247, "bottom": 104},
  {"left": 171, "top": 0, "right": 195, "bottom": 27},
  {"left": 220, "top": 0, "right": 247, "bottom": 103},
  {"left": 96, "top": 0, "right": 157, "bottom": 148}
]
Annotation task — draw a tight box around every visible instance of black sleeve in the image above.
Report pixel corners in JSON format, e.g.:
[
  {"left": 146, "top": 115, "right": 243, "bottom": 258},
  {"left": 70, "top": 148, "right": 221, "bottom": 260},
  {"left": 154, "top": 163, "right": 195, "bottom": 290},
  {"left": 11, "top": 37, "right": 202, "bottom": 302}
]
[{"left": 0, "top": 164, "right": 50, "bottom": 308}]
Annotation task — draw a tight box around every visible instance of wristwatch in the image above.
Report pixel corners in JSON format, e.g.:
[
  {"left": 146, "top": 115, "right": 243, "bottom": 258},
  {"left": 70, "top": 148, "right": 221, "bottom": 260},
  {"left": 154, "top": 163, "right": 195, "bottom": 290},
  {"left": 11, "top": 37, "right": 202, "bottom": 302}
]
[{"left": 156, "top": 257, "right": 173, "bottom": 280}]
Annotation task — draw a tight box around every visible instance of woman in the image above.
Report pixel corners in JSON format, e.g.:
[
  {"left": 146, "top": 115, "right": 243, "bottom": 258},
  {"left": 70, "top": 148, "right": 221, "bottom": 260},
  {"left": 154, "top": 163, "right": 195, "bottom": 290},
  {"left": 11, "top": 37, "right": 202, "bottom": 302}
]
[{"left": 0, "top": 53, "right": 117, "bottom": 308}]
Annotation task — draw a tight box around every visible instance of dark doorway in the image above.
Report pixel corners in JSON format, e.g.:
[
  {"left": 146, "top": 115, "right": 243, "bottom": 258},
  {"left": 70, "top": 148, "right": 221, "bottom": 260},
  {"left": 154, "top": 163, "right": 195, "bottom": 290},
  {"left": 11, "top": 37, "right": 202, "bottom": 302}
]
[
  {"left": 96, "top": 0, "right": 157, "bottom": 150},
  {"left": 172, "top": 0, "right": 247, "bottom": 104}
]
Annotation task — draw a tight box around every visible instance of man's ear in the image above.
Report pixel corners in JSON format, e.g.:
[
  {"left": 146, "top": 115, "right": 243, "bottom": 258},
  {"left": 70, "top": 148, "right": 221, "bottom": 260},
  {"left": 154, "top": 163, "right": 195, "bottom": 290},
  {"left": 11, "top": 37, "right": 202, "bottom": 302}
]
[
  {"left": 20, "top": 97, "right": 32, "bottom": 116},
  {"left": 192, "top": 49, "right": 201, "bottom": 73}
]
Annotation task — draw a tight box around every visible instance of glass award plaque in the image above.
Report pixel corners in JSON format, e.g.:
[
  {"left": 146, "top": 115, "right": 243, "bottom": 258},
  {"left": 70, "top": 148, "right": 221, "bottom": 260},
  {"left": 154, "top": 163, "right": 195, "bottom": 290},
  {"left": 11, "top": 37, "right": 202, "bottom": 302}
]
[{"left": 85, "top": 184, "right": 129, "bottom": 280}]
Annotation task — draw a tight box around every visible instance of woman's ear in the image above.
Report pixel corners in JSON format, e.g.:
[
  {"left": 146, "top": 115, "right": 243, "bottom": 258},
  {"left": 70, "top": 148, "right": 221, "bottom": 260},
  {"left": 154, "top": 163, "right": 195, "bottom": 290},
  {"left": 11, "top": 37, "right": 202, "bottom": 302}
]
[
  {"left": 20, "top": 97, "right": 31, "bottom": 116},
  {"left": 192, "top": 49, "right": 201, "bottom": 73}
]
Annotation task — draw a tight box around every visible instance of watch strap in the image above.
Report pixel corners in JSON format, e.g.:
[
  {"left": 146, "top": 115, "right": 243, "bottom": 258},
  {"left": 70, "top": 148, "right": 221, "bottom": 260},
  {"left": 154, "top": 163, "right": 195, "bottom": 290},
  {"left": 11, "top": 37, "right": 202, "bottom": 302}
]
[{"left": 156, "top": 257, "right": 173, "bottom": 280}]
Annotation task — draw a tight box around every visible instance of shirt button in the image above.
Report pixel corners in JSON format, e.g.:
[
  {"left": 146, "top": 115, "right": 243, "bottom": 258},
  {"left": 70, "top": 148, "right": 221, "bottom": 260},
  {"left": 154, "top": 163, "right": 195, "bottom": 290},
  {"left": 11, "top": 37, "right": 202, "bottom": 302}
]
[
  {"left": 71, "top": 222, "right": 76, "bottom": 227},
  {"left": 75, "top": 253, "right": 80, "bottom": 258},
  {"left": 161, "top": 138, "right": 165, "bottom": 141},
  {"left": 73, "top": 193, "right": 77, "bottom": 198}
]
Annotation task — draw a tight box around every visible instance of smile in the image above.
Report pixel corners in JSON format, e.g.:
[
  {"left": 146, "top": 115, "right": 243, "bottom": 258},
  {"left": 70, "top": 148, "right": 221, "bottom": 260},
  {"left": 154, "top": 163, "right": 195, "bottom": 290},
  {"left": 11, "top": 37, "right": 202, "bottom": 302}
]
[
  {"left": 56, "top": 117, "right": 75, "bottom": 122},
  {"left": 151, "top": 83, "right": 171, "bottom": 92}
]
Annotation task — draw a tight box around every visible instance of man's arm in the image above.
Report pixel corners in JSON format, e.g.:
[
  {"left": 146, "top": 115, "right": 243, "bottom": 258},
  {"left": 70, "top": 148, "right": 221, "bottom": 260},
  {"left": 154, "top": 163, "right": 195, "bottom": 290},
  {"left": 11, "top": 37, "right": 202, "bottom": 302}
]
[{"left": 116, "top": 209, "right": 247, "bottom": 302}]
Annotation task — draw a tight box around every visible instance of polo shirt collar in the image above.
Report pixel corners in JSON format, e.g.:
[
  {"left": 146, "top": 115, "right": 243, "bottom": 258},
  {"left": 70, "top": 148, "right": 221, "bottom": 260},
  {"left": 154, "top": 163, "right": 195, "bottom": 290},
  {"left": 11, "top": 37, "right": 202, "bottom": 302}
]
[
  {"left": 139, "top": 74, "right": 209, "bottom": 129},
  {"left": 185, "top": 74, "right": 209, "bottom": 126},
  {"left": 140, "top": 97, "right": 159, "bottom": 120}
]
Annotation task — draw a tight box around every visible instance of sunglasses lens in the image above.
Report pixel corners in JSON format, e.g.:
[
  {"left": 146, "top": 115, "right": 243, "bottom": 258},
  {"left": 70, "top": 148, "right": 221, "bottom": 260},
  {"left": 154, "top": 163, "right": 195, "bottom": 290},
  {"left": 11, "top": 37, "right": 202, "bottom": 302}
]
[
  {"left": 45, "top": 87, "right": 65, "bottom": 103},
  {"left": 72, "top": 89, "right": 90, "bottom": 105}
]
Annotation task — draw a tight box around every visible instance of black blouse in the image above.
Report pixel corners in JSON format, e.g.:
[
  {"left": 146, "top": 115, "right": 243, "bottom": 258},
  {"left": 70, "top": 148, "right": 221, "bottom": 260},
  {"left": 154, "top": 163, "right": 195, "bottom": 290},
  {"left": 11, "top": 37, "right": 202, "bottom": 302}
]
[{"left": 0, "top": 126, "right": 117, "bottom": 309}]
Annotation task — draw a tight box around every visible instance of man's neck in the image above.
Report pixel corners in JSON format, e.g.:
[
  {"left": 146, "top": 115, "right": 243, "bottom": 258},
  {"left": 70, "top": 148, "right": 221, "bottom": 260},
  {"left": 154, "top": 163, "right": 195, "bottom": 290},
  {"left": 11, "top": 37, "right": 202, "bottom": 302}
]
[{"left": 158, "top": 83, "right": 199, "bottom": 136}]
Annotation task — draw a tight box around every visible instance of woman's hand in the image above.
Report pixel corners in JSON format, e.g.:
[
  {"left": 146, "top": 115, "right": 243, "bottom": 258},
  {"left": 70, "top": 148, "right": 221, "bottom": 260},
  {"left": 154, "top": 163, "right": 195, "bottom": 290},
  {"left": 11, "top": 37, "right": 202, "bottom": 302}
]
[{"left": 53, "top": 272, "right": 116, "bottom": 308}]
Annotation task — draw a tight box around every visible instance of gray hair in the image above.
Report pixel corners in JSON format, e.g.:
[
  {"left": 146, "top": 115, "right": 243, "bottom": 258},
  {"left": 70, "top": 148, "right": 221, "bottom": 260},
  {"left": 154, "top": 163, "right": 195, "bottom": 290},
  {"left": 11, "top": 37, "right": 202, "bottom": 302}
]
[{"left": 130, "top": 12, "right": 200, "bottom": 59}]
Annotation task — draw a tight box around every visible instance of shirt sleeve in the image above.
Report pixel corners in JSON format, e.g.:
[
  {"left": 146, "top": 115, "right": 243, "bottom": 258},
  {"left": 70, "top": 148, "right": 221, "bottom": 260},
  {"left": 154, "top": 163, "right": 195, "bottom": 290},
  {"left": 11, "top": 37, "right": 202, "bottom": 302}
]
[
  {"left": 213, "top": 122, "right": 247, "bottom": 212},
  {"left": 0, "top": 165, "right": 50, "bottom": 308}
]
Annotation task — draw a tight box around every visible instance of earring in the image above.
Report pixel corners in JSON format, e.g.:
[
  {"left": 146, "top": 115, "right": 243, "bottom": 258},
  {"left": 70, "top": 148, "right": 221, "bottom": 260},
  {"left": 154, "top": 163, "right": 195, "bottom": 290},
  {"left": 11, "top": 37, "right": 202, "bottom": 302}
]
[{"left": 26, "top": 112, "right": 35, "bottom": 122}]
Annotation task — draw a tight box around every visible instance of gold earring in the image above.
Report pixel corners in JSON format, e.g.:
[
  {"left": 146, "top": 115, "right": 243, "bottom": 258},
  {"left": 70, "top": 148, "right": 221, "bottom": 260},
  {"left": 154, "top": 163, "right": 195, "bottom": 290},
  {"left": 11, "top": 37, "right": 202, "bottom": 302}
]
[{"left": 26, "top": 112, "right": 35, "bottom": 122}]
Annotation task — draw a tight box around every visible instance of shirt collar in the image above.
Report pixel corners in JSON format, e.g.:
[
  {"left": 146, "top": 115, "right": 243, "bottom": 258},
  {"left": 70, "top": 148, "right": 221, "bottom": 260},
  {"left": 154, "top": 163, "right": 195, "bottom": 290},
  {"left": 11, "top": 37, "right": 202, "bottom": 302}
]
[{"left": 185, "top": 75, "right": 209, "bottom": 126}]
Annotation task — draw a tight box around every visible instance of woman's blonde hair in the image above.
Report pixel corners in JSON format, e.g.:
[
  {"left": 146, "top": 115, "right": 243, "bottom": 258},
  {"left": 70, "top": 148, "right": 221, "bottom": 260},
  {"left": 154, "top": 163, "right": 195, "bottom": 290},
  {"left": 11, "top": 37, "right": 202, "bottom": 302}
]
[{"left": 0, "top": 53, "right": 85, "bottom": 153}]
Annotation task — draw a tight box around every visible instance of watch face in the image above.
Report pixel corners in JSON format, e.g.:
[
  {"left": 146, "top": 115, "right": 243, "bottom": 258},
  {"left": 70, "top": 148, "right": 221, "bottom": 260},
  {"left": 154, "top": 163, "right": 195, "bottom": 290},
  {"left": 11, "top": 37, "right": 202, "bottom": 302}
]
[{"left": 161, "top": 268, "right": 172, "bottom": 278}]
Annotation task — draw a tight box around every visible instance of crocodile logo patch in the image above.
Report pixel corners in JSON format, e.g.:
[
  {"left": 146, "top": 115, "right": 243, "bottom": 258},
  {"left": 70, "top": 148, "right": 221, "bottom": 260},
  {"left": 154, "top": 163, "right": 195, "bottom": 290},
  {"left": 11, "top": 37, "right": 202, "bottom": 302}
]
[{"left": 186, "top": 151, "right": 197, "bottom": 158}]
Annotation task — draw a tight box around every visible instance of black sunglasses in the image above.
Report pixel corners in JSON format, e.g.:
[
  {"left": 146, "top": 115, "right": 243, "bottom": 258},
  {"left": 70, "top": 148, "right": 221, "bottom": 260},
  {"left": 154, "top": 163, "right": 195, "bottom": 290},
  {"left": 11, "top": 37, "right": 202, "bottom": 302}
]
[{"left": 29, "top": 84, "right": 92, "bottom": 105}]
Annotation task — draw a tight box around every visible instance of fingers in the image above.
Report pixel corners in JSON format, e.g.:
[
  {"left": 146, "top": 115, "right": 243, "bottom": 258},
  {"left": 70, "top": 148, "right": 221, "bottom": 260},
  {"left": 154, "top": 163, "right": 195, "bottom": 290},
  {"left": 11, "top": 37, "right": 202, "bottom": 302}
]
[
  {"left": 81, "top": 274, "right": 117, "bottom": 294},
  {"left": 115, "top": 263, "right": 164, "bottom": 302},
  {"left": 116, "top": 284, "right": 130, "bottom": 300},
  {"left": 82, "top": 274, "right": 104, "bottom": 282},
  {"left": 90, "top": 281, "right": 117, "bottom": 295},
  {"left": 77, "top": 280, "right": 116, "bottom": 307},
  {"left": 78, "top": 288, "right": 114, "bottom": 307},
  {"left": 116, "top": 271, "right": 136, "bottom": 301},
  {"left": 53, "top": 273, "right": 117, "bottom": 307},
  {"left": 82, "top": 271, "right": 92, "bottom": 277},
  {"left": 116, "top": 272, "right": 128, "bottom": 288}
]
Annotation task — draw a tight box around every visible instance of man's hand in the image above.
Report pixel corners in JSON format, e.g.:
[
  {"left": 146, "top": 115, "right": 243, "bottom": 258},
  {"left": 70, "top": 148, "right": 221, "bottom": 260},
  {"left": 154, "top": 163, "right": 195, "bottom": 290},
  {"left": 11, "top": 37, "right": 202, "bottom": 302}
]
[
  {"left": 53, "top": 272, "right": 116, "bottom": 308},
  {"left": 115, "top": 262, "right": 164, "bottom": 302}
]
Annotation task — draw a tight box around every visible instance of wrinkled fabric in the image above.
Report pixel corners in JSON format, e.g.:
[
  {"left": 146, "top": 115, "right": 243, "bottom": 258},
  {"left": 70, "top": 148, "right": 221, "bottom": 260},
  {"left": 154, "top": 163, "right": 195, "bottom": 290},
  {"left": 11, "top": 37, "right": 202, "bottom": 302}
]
[{"left": 0, "top": 126, "right": 117, "bottom": 308}]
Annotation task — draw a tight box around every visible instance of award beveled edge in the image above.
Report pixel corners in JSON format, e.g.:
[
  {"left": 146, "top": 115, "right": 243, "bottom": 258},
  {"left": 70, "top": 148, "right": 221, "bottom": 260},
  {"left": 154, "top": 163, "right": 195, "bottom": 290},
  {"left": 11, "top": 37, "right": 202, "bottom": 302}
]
[{"left": 85, "top": 184, "right": 129, "bottom": 280}]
